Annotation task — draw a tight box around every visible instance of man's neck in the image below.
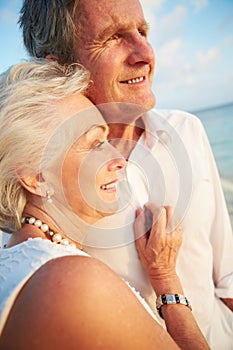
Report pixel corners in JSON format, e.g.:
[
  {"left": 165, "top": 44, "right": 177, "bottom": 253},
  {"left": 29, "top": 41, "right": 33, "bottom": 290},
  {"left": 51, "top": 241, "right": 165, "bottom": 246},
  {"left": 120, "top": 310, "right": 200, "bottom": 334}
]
[
  {"left": 107, "top": 118, "right": 145, "bottom": 159},
  {"left": 108, "top": 118, "right": 145, "bottom": 141}
]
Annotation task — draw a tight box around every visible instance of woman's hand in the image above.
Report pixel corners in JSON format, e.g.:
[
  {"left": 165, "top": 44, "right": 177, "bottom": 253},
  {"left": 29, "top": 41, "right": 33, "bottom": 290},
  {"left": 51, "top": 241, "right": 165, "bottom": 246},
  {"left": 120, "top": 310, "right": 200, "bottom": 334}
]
[{"left": 134, "top": 203, "right": 182, "bottom": 294}]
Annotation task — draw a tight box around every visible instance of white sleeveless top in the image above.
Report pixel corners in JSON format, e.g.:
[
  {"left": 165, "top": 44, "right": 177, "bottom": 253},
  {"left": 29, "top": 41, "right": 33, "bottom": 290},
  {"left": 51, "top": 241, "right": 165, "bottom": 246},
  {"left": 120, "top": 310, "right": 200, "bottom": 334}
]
[{"left": 0, "top": 237, "right": 158, "bottom": 334}]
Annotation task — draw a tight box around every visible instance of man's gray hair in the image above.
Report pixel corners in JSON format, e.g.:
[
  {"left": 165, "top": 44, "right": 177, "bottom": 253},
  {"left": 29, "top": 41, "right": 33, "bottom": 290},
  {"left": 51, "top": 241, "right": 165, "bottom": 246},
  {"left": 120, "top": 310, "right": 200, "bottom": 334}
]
[{"left": 19, "top": 0, "right": 80, "bottom": 63}]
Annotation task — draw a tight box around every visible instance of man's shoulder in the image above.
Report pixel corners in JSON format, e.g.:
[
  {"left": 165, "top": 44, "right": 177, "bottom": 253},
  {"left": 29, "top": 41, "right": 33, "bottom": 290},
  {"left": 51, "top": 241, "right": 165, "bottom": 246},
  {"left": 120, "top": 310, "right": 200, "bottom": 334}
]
[
  {"left": 143, "top": 108, "right": 206, "bottom": 147},
  {"left": 147, "top": 108, "right": 203, "bottom": 130}
]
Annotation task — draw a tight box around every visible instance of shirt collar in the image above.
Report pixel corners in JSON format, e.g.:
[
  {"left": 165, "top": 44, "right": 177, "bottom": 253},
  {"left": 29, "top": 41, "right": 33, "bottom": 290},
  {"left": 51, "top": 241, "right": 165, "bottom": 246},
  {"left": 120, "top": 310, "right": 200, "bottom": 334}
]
[{"left": 140, "top": 109, "right": 171, "bottom": 149}]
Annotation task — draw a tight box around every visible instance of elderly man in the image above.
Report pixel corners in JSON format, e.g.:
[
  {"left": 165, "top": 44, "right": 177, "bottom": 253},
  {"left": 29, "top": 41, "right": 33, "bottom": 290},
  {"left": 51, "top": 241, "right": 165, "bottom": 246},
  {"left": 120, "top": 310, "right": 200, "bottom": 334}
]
[{"left": 19, "top": 0, "right": 233, "bottom": 348}]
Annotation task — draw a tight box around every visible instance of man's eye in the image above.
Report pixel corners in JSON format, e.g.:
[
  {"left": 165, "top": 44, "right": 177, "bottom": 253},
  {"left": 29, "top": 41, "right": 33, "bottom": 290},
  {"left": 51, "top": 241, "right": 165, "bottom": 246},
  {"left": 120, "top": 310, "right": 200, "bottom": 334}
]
[
  {"left": 107, "top": 34, "right": 119, "bottom": 41},
  {"left": 138, "top": 29, "right": 147, "bottom": 37}
]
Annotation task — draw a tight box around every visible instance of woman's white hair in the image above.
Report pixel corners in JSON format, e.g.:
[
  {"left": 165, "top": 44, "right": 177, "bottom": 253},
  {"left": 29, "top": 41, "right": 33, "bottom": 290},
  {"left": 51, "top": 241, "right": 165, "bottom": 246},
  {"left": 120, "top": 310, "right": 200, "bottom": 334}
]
[{"left": 0, "top": 59, "right": 90, "bottom": 233}]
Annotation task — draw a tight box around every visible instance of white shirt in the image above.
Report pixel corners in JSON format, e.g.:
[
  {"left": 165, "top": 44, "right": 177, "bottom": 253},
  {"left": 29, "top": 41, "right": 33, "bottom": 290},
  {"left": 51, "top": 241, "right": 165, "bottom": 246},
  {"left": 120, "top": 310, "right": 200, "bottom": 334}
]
[{"left": 84, "top": 109, "right": 233, "bottom": 349}]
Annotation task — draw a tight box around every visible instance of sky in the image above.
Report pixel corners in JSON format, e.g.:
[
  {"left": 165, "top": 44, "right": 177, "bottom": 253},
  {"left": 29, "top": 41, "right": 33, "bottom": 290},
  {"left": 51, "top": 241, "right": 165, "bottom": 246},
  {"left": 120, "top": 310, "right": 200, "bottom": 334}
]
[{"left": 0, "top": 0, "right": 233, "bottom": 111}]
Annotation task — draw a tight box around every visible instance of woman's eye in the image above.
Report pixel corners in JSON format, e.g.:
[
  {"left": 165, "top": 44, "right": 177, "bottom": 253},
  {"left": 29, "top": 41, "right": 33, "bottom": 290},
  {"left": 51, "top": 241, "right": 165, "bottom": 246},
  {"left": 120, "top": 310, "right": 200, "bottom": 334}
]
[
  {"left": 93, "top": 139, "right": 113, "bottom": 150},
  {"left": 94, "top": 140, "right": 106, "bottom": 149}
]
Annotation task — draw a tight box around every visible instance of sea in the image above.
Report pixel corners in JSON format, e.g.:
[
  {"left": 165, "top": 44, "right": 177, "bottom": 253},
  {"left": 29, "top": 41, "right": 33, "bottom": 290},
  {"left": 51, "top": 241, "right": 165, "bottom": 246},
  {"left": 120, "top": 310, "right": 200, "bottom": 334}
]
[{"left": 192, "top": 102, "right": 233, "bottom": 228}]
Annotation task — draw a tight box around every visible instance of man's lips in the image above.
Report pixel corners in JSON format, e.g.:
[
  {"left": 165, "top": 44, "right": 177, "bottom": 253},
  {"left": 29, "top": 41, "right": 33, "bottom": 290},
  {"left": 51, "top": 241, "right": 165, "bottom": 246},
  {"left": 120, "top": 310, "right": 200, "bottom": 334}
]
[{"left": 120, "top": 76, "right": 145, "bottom": 84}]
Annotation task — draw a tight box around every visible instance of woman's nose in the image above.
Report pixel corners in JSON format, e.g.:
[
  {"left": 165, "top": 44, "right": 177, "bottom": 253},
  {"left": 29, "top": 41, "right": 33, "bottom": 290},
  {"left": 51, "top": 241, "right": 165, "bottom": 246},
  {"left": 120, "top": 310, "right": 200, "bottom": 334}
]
[
  {"left": 108, "top": 156, "right": 126, "bottom": 171},
  {"left": 107, "top": 143, "right": 126, "bottom": 171}
]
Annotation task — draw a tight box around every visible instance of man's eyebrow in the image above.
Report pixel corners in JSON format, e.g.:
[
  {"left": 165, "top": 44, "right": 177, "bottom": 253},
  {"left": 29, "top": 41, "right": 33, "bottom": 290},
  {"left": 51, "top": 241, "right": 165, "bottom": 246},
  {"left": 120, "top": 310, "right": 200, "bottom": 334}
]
[
  {"left": 95, "top": 24, "right": 118, "bottom": 40},
  {"left": 96, "top": 19, "right": 150, "bottom": 40}
]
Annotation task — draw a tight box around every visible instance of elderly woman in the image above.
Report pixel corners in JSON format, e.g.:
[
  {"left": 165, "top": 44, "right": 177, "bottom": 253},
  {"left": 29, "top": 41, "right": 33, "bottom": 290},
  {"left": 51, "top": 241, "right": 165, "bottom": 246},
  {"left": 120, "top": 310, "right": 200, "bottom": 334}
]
[{"left": 0, "top": 60, "right": 209, "bottom": 349}]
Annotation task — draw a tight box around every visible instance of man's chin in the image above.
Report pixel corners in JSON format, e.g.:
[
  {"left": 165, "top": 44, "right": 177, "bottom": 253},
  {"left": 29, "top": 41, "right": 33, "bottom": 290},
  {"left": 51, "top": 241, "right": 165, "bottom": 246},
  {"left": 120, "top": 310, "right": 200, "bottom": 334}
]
[
  {"left": 140, "top": 93, "right": 156, "bottom": 110},
  {"left": 87, "top": 88, "right": 156, "bottom": 110},
  {"left": 123, "top": 94, "right": 156, "bottom": 111}
]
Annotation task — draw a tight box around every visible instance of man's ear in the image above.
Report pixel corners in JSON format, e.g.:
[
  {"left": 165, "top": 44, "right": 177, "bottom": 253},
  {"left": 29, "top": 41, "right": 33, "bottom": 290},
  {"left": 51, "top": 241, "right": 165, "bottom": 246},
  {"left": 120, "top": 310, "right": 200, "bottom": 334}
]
[
  {"left": 45, "top": 54, "right": 59, "bottom": 61},
  {"left": 18, "top": 173, "right": 44, "bottom": 196}
]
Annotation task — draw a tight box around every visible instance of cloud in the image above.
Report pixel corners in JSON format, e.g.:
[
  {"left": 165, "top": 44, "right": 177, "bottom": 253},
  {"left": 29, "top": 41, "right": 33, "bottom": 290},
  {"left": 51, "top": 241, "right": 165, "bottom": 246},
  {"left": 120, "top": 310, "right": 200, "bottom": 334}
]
[
  {"left": 156, "top": 37, "right": 183, "bottom": 69},
  {"left": 144, "top": 5, "right": 188, "bottom": 49},
  {"left": 0, "top": 0, "right": 21, "bottom": 24},
  {"left": 223, "top": 34, "right": 233, "bottom": 47},
  {"left": 147, "top": 5, "right": 191, "bottom": 88},
  {"left": 147, "top": 2, "right": 222, "bottom": 93},
  {"left": 194, "top": 47, "right": 222, "bottom": 72},
  {"left": 159, "top": 5, "right": 187, "bottom": 25},
  {"left": 141, "top": 0, "right": 232, "bottom": 110},
  {"left": 155, "top": 41, "right": 222, "bottom": 98},
  {"left": 0, "top": 6, "right": 18, "bottom": 25},
  {"left": 140, "top": 0, "right": 167, "bottom": 12},
  {"left": 190, "top": 0, "right": 208, "bottom": 12},
  {"left": 154, "top": 36, "right": 197, "bottom": 91}
]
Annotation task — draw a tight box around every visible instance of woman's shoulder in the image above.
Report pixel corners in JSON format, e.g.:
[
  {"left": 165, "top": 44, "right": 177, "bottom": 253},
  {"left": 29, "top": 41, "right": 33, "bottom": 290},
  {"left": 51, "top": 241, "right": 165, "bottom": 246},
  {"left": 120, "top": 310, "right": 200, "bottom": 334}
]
[
  {"left": 7, "top": 251, "right": 120, "bottom": 310},
  {"left": 1, "top": 255, "right": 127, "bottom": 345},
  {"left": 33, "top": 253, "right": 120, "bottom": 288},
  {"left": 31, "top": 254, "right": 128, "bottom": 306},
  {"left": 1, "top": 254, "right": 175, "bottom": 349}
]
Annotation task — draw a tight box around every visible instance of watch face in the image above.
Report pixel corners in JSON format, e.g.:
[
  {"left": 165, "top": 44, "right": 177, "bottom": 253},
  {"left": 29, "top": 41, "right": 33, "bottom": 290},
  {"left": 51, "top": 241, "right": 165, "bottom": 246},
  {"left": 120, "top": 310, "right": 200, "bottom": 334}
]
[{"left": 166, "top": 294, "right": 177, "bottom": 304}]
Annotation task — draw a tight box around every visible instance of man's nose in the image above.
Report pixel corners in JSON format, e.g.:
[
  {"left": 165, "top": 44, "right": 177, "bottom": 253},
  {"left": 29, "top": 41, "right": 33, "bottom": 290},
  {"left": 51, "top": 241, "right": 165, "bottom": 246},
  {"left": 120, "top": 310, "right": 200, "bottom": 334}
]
[{"left": 127, "top": 34, "right": 155, "bottom": 66}]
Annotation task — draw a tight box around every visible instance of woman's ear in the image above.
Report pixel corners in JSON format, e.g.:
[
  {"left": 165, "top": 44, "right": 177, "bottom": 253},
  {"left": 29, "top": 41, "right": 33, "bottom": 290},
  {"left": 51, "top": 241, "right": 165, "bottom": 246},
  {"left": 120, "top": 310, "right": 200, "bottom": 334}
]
[{"left": 18, "top": 173, "right": 44, "bottom": 196}]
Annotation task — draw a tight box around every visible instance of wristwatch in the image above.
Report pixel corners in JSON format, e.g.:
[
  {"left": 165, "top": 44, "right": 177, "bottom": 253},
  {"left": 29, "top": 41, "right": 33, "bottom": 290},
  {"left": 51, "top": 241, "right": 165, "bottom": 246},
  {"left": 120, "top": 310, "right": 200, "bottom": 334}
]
[{"left": 156, "top": 293, "right": 192, "bottom": 319}]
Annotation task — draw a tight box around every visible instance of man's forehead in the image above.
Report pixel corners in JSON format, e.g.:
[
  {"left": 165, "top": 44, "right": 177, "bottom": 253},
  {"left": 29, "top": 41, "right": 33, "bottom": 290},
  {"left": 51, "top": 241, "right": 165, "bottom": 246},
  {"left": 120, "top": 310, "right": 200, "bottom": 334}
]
[{"left": 79, "top": 0, "right": 146, "bottom": 36}]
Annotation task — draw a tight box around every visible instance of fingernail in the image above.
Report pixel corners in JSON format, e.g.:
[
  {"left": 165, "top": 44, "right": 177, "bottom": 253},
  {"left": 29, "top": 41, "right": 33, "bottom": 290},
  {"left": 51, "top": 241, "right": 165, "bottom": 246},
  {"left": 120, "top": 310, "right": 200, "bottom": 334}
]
[{"left": 136, "top": 208, "right": 143, "bottom": 217}]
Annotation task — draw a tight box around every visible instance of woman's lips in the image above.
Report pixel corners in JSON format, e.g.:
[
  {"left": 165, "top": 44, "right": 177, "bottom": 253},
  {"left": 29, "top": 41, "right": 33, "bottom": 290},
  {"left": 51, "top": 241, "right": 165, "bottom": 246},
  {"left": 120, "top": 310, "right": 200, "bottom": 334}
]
[{"left": 100, "top": 180, "right": 117, "bottom": 192}]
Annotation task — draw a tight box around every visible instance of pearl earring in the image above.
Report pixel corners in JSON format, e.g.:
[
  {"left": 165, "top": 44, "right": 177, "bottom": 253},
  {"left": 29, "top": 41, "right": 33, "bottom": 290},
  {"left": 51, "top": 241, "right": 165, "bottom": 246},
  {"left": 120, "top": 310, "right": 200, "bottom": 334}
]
[{"left": 46, "top": 190, "right": 53, "bottom": 204}]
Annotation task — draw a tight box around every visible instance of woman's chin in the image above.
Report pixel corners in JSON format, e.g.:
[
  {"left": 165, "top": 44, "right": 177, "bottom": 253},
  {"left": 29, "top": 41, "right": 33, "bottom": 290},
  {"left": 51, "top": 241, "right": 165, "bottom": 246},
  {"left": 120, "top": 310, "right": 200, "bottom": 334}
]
[{"left": 95, "top": 198, "right": 121, "bottom": 218}]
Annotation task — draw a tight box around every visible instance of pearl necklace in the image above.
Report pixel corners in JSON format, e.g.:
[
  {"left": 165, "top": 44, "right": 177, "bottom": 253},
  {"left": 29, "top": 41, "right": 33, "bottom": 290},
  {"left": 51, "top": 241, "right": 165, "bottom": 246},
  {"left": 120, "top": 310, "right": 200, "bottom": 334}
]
[{"left": 22, "top": 216, "right": 77, "bottom": 248}]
